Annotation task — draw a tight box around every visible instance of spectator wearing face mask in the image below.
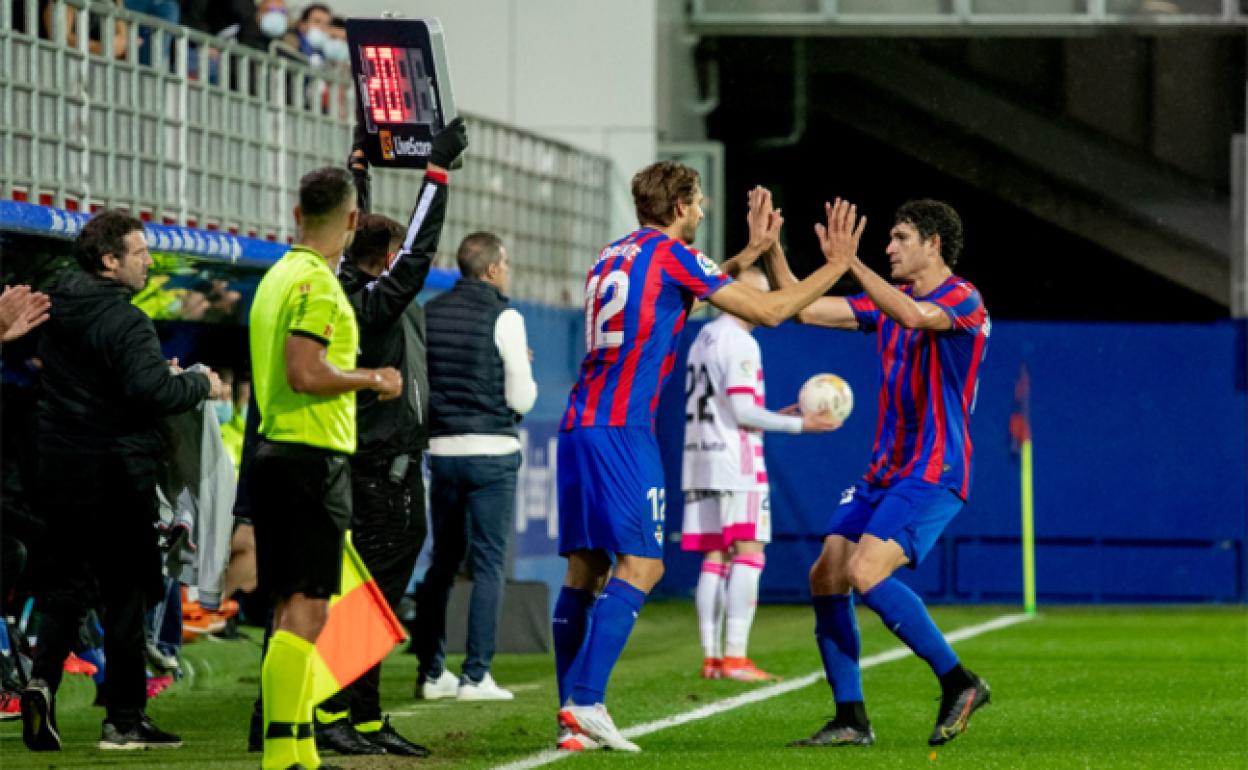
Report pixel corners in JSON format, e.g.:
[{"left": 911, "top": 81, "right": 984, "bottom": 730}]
[
  {"left": 283, "top": 3, "right": 332, "bottom": 65},
  {"left": 212, "top": 368, "right": 251, "bottom": 473},
  {"left": 322, "top": 15, "right": 349, "bottom": 68},
  {"left": 254, "top": 0, "right": 291, "bottom": 46}
]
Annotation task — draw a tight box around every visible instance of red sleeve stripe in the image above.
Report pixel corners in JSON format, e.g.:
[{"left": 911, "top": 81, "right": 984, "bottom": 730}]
[
  {"left": 580, "top": 360, "right": 609, "bottom": 426},
  {"left": 425, "top": 169, "right": 449, "bottom": 184},
  {"left": 725, "top": 386, "right": 756, "bottom": 396},
  {"left": 921, "top": 346, "right": 950, "bottom": 484},
  {"left": 890, "top": 330, "right": 933, "bottom": 483},
  {"left": 938, "top": 281, "right": 973, "bottom": 307},
  {"left": 649, "top": 349, "right": 679, "bottom": 418}
]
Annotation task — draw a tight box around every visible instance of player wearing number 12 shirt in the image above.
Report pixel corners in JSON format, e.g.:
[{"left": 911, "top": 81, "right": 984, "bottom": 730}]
[{"left": 550, "top": 161, "right": 866, "bottom": 753}]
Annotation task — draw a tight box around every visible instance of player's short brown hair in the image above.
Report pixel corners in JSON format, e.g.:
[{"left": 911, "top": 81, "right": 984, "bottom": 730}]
[
  {"left": 631, "top": 161, "right": 700, "bottom": 227},
  {"left": 895, "top": 199, "right": 963, "bottom": 268}
]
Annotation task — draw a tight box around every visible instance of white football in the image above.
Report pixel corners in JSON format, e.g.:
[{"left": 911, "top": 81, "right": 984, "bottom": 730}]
[{"left": 799, "top": 373, "right": 853, "bottom": 423}]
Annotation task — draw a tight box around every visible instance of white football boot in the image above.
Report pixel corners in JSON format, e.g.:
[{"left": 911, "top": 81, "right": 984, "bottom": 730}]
[{"left": 557, "top": 703, "right": 639, "bottom": 752}]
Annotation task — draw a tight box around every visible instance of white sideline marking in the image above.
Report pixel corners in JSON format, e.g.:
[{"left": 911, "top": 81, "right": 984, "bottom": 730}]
[{"left": 491, "top": 612, "right": 1033, "bottom": 770}]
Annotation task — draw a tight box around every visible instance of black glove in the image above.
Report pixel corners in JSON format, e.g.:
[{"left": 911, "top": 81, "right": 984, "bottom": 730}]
[{"left": 428, "top": 116, "right": 468, "bottom": 168}]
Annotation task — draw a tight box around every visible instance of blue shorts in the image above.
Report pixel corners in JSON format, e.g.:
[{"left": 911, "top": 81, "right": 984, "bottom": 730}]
[
  {"left": 823, "top": 478, "right": 963, "bottom": 567},
  {"left": 557, "top": 427, "right": 666, "bottom": 559}
]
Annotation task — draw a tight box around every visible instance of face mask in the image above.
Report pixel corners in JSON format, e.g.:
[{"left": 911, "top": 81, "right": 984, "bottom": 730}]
[
  {"left": 259, "top": 10, "right": 287, "bottom": 39},
  {"left": 323, "top": 37, "right": 349, "bottom": 63},
  {"left": 304, "top": 26, "right": 327, "bottom": 52},
  {"left": 212, "top": 400, "right": 233, "bottom": 425}
]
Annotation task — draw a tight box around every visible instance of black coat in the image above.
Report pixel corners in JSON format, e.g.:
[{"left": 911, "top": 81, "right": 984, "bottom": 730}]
[
  {"left": 341, "top": 173, "right": 447, "bottom": 460},
  {"left": 36, "top": 270, "right": 211, "bottom": 460}
]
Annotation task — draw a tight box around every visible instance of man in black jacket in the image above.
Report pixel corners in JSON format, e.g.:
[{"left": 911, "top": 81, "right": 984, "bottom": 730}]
[
  {"left": 310, "top": 117, "right": 468, "bottom": 758},
  {"left": 21, "top": 209, "right": 223, "bottom": 752}
]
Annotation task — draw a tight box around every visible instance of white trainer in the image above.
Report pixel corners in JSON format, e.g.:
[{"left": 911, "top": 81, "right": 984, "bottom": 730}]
[
  {"left": 557, "top": 703, "right": 639, "bottom": 752},
  {"left": 556, "top": 723, "right": 601, "bottom": 752},
  {"left": 457, "top": 672, "right": 514, "bottom": 701},
  {"left": 416, "top": 670, "right": 459, "bottom": 700}
]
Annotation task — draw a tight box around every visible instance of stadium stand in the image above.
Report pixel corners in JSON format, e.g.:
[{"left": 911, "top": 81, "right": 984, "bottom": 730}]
[{"left": 0, "top": 0, "right": 612, "bottom": 306}]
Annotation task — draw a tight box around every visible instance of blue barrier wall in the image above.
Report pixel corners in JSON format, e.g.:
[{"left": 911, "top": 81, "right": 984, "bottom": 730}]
[
  {"left": 653, "top": 318, "right": 1248, "bottom": 604},
  {"left": 7, "top": 202, "right": 1243, "bottom": 603}
]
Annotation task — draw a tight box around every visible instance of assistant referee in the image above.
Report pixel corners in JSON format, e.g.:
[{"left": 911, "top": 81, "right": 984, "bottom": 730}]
[{"left": 248, "top": 166, "right": 401, "bottom": 770}]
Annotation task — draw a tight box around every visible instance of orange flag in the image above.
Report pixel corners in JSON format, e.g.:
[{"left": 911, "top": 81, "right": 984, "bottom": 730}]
[{"left": 308, "top": 534, "right": 408, "bottom": 704}]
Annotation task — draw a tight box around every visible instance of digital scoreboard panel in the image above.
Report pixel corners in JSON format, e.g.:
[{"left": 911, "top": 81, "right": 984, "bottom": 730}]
[{"left": 346, "top": 17, "right": 459, "bottom": 169}]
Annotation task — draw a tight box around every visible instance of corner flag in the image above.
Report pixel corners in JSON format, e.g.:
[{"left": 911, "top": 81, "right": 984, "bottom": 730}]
[{"left": 1009, "top": 365, "right": 1037, "bottom": 616}]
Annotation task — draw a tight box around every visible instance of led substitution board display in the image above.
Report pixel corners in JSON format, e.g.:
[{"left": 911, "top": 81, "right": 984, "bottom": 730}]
[{"left": 346, "top": 17, "right": 458, "bottom": 169}]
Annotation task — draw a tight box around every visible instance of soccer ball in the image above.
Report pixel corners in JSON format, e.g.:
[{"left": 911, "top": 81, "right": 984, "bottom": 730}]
[{"left": 799, "top": 373, "right": 853, "bottom": 423}]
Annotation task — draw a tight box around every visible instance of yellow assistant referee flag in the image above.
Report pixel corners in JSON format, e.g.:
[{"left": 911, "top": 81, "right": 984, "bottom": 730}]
[{"left": 308, "top": 536, "right": 409, "bottom": 703}]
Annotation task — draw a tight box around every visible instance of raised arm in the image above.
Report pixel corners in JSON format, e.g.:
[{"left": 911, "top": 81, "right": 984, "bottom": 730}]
[
  {"left": 718, "top": 186, "right": 784, "bottom": 278},
  {"left": 350, "top": 118, "right": 468, "bottom": 332},
  {"left": 708, "top": 198, "right": 866, "bottom": 328},
  {"left": 762, "top": 240, "right": 858, "bottom": 329},
  {"left": 348, "top": 118, "right": 373, "bottom": 215}
]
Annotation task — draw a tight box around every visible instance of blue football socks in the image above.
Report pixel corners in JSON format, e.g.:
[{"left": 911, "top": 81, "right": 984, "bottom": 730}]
[
  {"left": 569, "top": 578, "right": 646, "bottom": 706},
  {"left": 813, "top": 593, "right": 864, "bottom": 703},
  {"left": 552, "top": 586, "right": 595, "bottom": 706},
  {"left": 860, "top": 577, "right": 959, "bottom": 676}
]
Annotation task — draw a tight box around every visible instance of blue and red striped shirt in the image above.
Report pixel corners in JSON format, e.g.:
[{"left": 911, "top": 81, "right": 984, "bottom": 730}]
[
  {"left": 561, "top": 228, "right": 732, "bottom": 431},
  {"left": 848, "top": 275, "right": 989, "bottom": 499}
]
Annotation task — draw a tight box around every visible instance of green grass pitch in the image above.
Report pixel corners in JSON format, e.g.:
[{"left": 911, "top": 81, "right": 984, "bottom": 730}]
[{"left": 1, "top": 604, "right": 1244, "bottom": 769}]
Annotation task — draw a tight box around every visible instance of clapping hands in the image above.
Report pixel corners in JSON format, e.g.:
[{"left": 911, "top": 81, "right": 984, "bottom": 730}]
[
  {"left": 814, "top": 198, "right": 867, "bottom": 271},
  {"left": 746, "top": 186, "right": 784, "bottom": 254},
  {"left": 0, "top": 285, "right": 51, "bottom": 343}
]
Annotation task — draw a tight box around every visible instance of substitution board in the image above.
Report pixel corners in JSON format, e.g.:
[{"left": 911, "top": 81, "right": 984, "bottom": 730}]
[{"left": 345, "top": 17, "right": 460, "bottom": 169}]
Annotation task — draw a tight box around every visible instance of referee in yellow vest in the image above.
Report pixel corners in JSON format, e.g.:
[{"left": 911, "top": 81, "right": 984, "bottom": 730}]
[{"left": 248, "top": 166, "right": 401, "bottom": 770}]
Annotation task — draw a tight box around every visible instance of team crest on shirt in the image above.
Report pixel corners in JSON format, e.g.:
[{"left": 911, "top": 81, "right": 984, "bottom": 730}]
[
  {"left": 298, "top": 282, "right": 312, "bottom": 294},
  {"left": 695, "top": 251, "right": 720, "bottom": 276},
  {"left": 324, "top": 324, "right": 333, "bottom": 337},
  {"left": 655, "top": 526, "right": 663, "bottom": 545},
  {"left": 740, "top": 359, "right": 755, "bottom": 376}
]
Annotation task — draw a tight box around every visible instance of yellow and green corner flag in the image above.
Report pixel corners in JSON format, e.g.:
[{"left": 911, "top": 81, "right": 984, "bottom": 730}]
[
  {"left": 1009, "top": 364, "right": 1037, "bottom": 617},
  {"left": 308, "top": 535, "right": 408, "bottom": 703}
]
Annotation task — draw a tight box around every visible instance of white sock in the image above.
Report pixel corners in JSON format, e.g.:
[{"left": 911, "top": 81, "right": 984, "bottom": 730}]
[
  {"left": 724, "top": 554, "right": 765, "bottom": 659},
  {"left": 695, "top": 561, "right": 728, "bottom": 659}
]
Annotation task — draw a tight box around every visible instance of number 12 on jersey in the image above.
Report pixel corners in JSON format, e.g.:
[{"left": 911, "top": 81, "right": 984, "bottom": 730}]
[
  {"left": 584, "top": 271, "right": 629, "bottom": 351},
  {"left": 647, "top": 486, "right": 666, "bottom": 546}
]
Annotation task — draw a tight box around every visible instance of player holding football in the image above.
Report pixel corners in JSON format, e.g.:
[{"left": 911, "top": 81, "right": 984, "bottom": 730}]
[
  {"left": 681, "top": 266, "right": 840, "bottom": 683},
  {"left": 552, "top": 161, "right": 865, "bottom": 752},
  {"left": 767, "top": 199, "right": 991, "bottom": 748}
]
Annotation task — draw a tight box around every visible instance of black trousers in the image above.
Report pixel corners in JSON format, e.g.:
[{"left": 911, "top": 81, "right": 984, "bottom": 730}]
[
  {"left": 30, "top": 453, "right": 164, "bottom": 730},
  {"left": 317, "top": 455, "right": 426, "bottom": 724}
]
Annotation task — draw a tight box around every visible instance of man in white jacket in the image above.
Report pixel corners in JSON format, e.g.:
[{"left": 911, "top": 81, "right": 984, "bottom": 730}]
[{"left": 412, "top": 232, "right": 538, "bottom": 702}]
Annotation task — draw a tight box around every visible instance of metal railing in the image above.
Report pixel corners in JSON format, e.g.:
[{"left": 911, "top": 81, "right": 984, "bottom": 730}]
[
  {"left": 690, "top": 0, "right": 1248, "bottom": 33},
  {"left": 0, "top": 0, "right": 612, "bottom": 305}
]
